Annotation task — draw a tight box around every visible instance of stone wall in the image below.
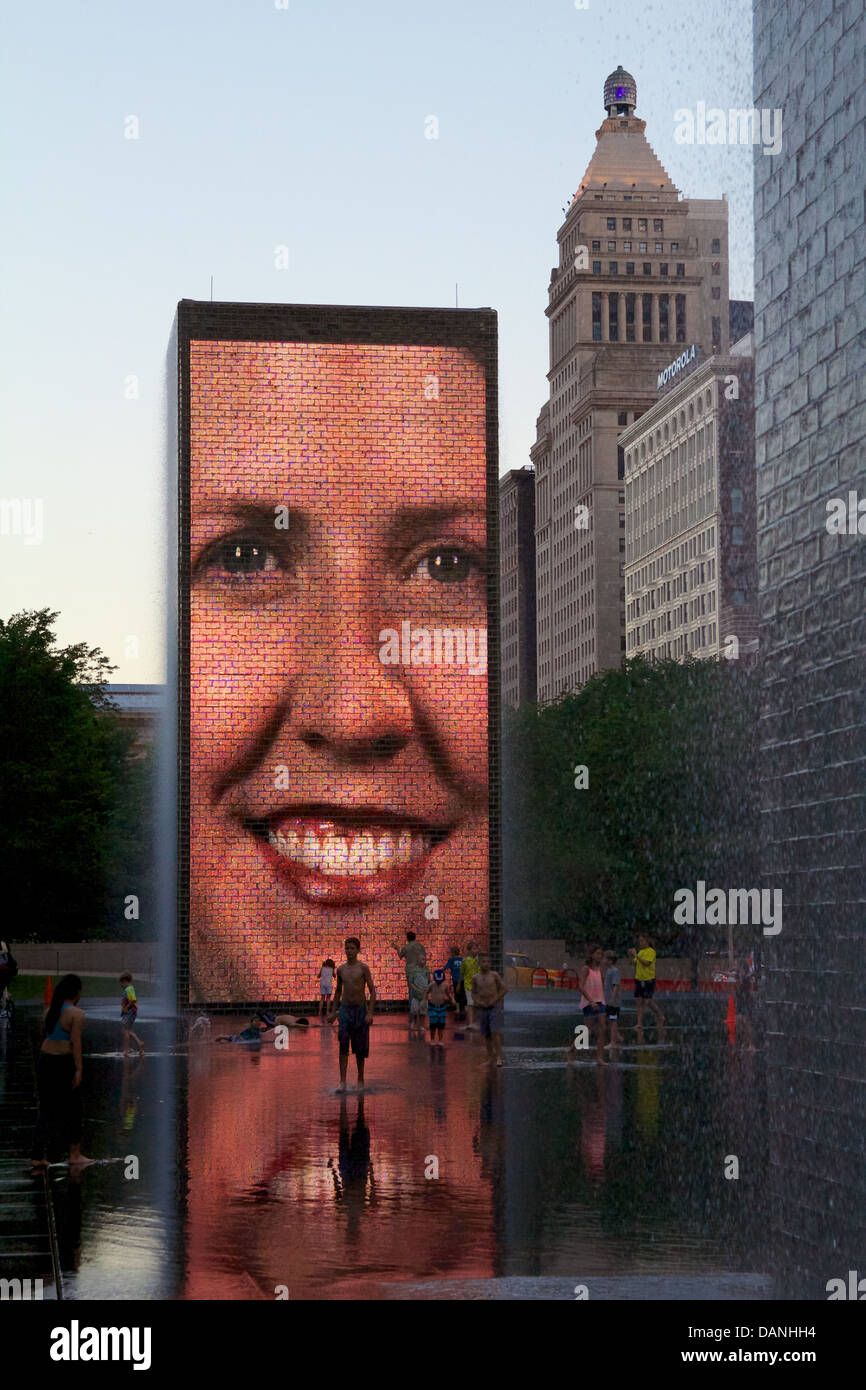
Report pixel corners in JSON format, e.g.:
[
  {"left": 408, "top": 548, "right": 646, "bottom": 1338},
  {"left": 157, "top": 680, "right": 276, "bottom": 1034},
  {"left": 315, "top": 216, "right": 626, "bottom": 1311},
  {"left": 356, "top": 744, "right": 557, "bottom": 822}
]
[{"left": 754, "top": 0, "right": 866, "bottom": 1297}]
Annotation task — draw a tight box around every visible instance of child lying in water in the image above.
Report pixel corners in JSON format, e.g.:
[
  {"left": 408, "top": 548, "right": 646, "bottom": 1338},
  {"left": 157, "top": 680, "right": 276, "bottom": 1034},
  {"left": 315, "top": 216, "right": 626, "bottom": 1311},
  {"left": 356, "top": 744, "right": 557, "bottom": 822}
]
[{"left": 215, "top": 1013, "right": 311, "bottom": 1043}]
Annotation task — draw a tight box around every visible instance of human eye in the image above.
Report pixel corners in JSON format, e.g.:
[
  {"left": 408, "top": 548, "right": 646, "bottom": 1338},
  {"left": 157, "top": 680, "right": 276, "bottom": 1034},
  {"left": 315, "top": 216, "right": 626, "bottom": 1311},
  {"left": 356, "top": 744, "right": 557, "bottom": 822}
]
[
  {"left": 193, "top": 532, "right": 293, "bottom": 586},
  {"left": 406, "top": 545, "right": 484, "bottom": 585}
]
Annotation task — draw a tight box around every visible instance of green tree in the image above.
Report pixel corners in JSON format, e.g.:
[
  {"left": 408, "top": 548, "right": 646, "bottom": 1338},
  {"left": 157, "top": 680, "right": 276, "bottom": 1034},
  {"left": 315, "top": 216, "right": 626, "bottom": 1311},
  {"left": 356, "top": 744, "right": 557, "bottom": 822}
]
[
  {"left": 0, "top": 608, "right": 151, "bottom": 941},
  {"left": 502, "top": 657, "right": 761, "bottom": 957}
]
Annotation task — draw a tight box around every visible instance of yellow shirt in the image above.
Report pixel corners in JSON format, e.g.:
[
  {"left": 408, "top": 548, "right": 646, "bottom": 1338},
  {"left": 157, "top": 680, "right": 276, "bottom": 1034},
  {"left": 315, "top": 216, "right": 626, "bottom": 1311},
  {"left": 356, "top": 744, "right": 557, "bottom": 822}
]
[
  {"left": 461, "top": 956, "right": 480, "bottom": 988},
  {"left": 635, "top": 948, "right": 656, "bottom": 981}
]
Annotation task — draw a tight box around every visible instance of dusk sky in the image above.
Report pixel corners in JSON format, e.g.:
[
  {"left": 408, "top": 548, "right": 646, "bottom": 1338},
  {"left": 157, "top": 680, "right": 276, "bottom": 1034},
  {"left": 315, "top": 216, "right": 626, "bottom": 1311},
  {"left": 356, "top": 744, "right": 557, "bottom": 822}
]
[{"left": 2, "top": 0, "right": 753, "bottom": 682}]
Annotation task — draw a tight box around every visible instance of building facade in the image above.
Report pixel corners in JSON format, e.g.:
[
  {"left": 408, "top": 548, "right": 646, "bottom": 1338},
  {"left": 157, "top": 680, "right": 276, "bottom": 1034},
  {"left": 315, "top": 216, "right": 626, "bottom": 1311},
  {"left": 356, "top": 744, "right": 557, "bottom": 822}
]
[
  {"left": 535, "top": 65, "right": 732, "bottom": 701},
  {"left": 621, "top": 332, "right": 757, "bottom": 664},
  {"left": 499, "top": 466, "right": 537, "bottom": 706},
  {"left": 103, "top": 684, "right": 165, "bottom": 758},
  {"left": 754, "top": 0, "right": 866, "bottom": 1296}
]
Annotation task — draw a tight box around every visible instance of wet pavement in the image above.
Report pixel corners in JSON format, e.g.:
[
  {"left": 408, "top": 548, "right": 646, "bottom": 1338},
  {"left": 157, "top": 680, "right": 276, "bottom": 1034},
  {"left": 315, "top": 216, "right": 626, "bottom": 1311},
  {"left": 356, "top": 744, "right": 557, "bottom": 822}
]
[
  {"left": 0, "top": 1019, "right": 58, "bottom": 1299},
  {"left": 2, "top": 1004, "right": 180, "bottom": 1301},
  {"left": 2, "top": 993, "right": 774, "bottom": 1300},
  {"left": 183, "top": 994, "right": 772, "bottom": 1299}
]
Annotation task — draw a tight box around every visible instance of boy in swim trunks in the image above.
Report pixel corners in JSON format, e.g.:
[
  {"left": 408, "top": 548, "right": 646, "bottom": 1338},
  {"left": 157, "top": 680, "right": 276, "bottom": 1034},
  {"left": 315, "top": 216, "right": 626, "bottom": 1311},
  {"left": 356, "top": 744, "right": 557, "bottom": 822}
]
[
  {"left": 472, "top": 954, "right": 508, "bottom": 1066},
  {"left": 426, "top": 969, "right": 450, "bottom": 1045},
  {"left": 328, "top": 938, "right": 376, "bottom": 1092}
]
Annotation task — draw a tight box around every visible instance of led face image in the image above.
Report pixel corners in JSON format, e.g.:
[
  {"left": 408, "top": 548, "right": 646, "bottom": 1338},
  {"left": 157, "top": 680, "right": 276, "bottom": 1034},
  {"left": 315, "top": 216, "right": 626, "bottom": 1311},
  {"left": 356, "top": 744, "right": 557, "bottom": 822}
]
[{"left": 188, "top": 338, "right": 490, "bottom": 1002}]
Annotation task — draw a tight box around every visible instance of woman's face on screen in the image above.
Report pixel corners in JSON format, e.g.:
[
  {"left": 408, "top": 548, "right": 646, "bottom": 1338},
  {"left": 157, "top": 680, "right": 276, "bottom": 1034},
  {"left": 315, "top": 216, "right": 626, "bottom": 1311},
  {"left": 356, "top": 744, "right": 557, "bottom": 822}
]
[{"left": 189, "top": 340, "right": 489, "bottom": 999}]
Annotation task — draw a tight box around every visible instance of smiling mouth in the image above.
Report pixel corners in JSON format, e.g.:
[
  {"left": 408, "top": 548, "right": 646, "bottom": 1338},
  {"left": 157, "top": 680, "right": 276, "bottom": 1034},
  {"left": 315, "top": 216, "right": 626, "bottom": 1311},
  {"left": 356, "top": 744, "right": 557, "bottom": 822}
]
[{"left": 246, "top": 809, "right": 453, "bottom": 904}]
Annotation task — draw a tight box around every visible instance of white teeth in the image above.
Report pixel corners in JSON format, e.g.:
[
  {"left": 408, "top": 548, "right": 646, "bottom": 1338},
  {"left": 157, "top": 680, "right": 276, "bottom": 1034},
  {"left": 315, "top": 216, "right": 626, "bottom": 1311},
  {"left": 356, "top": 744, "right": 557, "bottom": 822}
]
[
  {"left": 322, "top": 834, "right": 349, "bottom": 875},
  {"left": 348, "top": 832, "right": 378, "bottom": 875},
  {"left": 269, "top": 825, "right": 437, "bottom": 877}
]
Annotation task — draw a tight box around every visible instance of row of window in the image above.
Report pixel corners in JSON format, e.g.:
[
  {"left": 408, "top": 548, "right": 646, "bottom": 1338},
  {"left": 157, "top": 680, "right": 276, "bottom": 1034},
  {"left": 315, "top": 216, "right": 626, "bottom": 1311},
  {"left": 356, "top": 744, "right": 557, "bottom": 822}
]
[
  {"left": 601, "top": 217, "right": 722, "bottom": 257},
  {"left": 594, "top": 240, "right": 676, "bottom": 254},
  {"left": 627, "top": 558, "right": 719, "bottom": 617},
  {"left": 592, "top": 261, "right": 687, "bottom": 278},
  {"left": 628, "top": 529, "right": 717, "bottom": 593},
  {"left": 629, "top": 388, "right": 720, "bottom": 466},
  {"left": 592, "top": 292, "right": 687, "bottom": 344},
  {"left": 629, "top": 588, "right": 719, "bottom": 626},
  {"left": 605, "top": 217, "right": 665, "bottom": 233},
  {"left": 627, "top": 624, "right": 719, "bottom": 654}
]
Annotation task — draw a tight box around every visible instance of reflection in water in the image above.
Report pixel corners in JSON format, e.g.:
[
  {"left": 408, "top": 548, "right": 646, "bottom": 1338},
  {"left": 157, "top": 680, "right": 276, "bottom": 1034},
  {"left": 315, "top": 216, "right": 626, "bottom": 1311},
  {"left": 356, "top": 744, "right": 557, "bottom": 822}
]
[
  {"left": 328, "top": 1097, "right": 374, "bottom": 1244},
  {"left": 634, "top": 1046, "right": 660, "bottom": 1140},
  {"left": 34, "top": 1011, "right": 181, "bottom": 1300},
  {"left": 503, "top": 1001, "right": 770, "bottom": 1284},
  {"left": 183, "top": 1002, "right": 768, "bottom": 1297},
  {"left": 24, "top": 1002, "right": 770, "bottom": 1298},
  {"left": 183, "top": 1020, "right": 499, "bottom": 1299}
]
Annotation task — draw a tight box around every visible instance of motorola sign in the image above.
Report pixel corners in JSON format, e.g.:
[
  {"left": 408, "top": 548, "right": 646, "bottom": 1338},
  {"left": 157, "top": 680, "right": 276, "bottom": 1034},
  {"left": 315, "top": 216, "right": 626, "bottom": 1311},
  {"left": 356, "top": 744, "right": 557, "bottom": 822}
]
[{"left": 657, "top": 344, "right": 698, "bottom": 391}]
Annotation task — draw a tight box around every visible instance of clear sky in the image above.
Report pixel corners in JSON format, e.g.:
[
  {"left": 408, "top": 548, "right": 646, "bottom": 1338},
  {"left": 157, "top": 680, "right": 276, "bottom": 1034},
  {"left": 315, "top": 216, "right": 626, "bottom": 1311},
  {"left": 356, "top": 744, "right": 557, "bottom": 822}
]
[{"left": 1, "top": 0, "right": 753, "bottom": 682}]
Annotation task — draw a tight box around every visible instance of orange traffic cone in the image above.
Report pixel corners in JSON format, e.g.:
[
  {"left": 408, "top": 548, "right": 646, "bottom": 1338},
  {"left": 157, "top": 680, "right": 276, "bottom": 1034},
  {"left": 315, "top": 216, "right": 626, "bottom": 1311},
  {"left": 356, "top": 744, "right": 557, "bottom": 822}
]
[{"left": 43, "top": 975, "right": 53, "bottom": 1008}]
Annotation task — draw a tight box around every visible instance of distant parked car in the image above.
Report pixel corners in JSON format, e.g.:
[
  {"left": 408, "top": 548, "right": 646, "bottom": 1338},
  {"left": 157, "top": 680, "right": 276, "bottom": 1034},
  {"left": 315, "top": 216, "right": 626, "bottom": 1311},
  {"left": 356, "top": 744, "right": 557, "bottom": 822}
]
[{"left": 504, "top": 953, "right": 549, "bottom": 990}]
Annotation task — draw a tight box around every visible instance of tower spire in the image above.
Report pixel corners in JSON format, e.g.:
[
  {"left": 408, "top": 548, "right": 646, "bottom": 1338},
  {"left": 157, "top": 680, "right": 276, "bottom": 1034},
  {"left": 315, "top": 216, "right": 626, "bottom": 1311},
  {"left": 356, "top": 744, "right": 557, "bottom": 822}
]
[{"left": 603, "top": 64, "right": 637, "bottom": 117}]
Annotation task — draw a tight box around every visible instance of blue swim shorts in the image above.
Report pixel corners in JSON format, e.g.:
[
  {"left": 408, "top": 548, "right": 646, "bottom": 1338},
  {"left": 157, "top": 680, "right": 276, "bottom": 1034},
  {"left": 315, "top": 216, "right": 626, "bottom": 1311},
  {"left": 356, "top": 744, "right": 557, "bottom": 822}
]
[{"left": 338, "top": 1003, "right": 370, "bottom": 1059}]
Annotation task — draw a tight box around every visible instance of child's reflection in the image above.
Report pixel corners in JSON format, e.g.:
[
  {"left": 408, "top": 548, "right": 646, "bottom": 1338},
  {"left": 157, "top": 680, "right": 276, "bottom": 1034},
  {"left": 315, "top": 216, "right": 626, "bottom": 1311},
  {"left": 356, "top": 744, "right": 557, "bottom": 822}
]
[{"left": 328, "top": 1096, "right": 375, "bottom": 1245}]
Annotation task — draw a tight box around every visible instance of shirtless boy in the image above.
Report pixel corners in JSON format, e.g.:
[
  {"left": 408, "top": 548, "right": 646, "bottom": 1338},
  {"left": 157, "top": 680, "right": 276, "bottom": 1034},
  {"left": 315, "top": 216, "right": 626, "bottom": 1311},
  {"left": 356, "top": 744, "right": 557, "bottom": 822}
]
[
  {"left": 472, "top": 954, "right": 508, "bottom": 1066},
  {"left": 328, "top": 938, "right": 376, "bottom": 1091}
]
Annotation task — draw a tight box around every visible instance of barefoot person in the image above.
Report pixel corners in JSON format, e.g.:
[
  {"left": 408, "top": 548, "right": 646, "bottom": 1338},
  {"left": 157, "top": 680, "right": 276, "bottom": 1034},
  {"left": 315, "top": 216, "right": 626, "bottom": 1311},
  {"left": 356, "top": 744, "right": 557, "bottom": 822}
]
[
  {"left": 258, "top": 1011, "right": 311, "bottom": 1032},
  {"left": 426, "top": 969, "right": 451, "bottom": 1046},
  {"left": 460, "top": 941, "right": 481, "bottom": 1029},
  {"left": 472, "top": 954, "right": 508, "bottom": 1066},
  {"left": 629, "top": 933, "right": 665, "bottom": 1041},
  {"left": 119, "top": 972, "right": 144, "bottom": 1057},
  {"left": 31, "top": 974, "right": 92, "bottom": 1169},
  {"left": 578, "top": 945, "right": 607, "bottom": 1064},
  {"left": 329, "top": 938, "right": 376, "bottom": 1091},
  {"left": 603, "top": 950, "right": 622, "bottom": 1051},
  {"left": 408, "top": 950, "right": 431, "bottom": 1038},
  {"left": 391, "top": 932, "right": 425, "bottom": 1017},
  {"left": 317, "top": 959, "right": 336, "bottom": 1019}
]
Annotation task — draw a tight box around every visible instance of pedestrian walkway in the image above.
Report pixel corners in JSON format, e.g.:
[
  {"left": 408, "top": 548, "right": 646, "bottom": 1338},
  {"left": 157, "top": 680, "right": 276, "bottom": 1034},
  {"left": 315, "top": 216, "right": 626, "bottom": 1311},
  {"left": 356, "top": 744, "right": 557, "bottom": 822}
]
[{"left": 0, "top": 1014, "right": 58, "bottom": 1299}]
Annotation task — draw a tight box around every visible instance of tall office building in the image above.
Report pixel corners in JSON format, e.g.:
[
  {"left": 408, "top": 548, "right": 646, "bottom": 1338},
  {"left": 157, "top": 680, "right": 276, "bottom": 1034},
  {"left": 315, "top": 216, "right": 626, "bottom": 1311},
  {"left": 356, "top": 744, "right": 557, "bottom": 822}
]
[
  {"left": 499, "top": 466, "right": 537, "bottom": 707},
  {"left": 535, "top": 65, "right": 731, "bottom": 701},
  {"left": 621, "top": 326, "right": 757, "bottom": 665}
]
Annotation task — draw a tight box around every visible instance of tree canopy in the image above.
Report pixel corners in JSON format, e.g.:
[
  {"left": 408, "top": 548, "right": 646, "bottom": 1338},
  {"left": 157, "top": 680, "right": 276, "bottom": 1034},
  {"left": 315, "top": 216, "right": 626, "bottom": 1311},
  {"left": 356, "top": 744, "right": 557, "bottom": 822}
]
[
  {"left": 0, "top": 609, "right": 154, "bottom": 942},
  {"left": 501, "top": 656, "right": 761, "bottom": 956}
]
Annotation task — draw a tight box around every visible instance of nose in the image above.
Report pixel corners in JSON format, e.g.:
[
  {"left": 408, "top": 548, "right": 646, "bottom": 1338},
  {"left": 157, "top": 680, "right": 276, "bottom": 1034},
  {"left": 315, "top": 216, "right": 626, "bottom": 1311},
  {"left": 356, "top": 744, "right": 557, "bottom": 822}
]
[{"left": 287, "top": 609, "right": 415, "bottom": 762}]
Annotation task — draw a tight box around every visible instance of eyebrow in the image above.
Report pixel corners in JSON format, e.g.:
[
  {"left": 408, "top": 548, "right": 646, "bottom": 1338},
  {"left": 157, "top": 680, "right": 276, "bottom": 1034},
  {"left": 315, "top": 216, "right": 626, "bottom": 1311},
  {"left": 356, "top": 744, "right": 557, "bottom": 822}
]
[
  {"left": 389, "top": 505, "right": 486, "bottom": 530},
  {"left": 194, "top": 502, "right": 309, "bottom": 537},
  {"left": 194, "top": 502, "right": 484, "bottom": 535}
]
